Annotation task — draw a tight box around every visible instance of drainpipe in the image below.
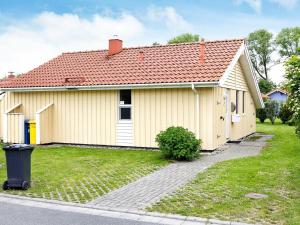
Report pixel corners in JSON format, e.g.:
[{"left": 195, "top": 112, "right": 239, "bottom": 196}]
[{"left": 191, "top": 83, "right": 200, "bottom": 139}]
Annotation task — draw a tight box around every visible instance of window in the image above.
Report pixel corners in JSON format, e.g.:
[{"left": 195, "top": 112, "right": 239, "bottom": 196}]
[
  {"left": 236, "top": 90, "right": 239, "bottom": 114},
  {"left": 119, "top": 90, "right": 131, "bottom": 120},
  {"left": 242, "top": 91, "right": 245, "bottom": 114}
]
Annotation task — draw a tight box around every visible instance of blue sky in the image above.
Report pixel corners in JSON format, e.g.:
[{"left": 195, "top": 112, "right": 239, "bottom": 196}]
[{"left": 0, "top": 0, "right": 299, "bottom": 82}]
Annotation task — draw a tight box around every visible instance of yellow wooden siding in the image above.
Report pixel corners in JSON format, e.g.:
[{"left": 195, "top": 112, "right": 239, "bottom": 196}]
[
  {"left": 1, "top": 90, "right": 117, "bottom": 145},
  {"left": 212, "top": 87, "right": 227, "bottom": 149},
  {"left": 39, "top": 105, "right": 53, "bottom": 144},
  {"left": 133, "top": 88, "right": 215, "bottom": 150},
  {"left": 198, "top": 88, "right": 215, "bottom": 150},
  {"left": 230, "top": 90, "right": 256, "bottom": 140},
  {"left": 7, "top": 113, "right": 24, "bottom": 143},
  {"left": 223, "top": 60, "right": 248, "bottom": 91},
  {"left": 212, "top": 87, "right": 256, "bottom": 147},
  {"left": 0, "top": 97, "right": 5, "bottom": 138}
]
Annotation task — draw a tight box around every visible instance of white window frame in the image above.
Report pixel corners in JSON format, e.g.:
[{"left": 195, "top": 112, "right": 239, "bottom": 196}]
[{"left": 118, "top": 90, "right": 132, "bottom": 121}]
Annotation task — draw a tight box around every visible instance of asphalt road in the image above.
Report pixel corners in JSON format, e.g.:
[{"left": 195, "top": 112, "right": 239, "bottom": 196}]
[{"left": 0, "top": 202, "right": 158, "bottom": 225}]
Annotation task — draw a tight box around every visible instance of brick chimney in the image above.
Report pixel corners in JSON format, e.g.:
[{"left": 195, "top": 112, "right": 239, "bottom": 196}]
[
  {"left": 108, "top": 38, "right": 123, "bottom": 56},
  {"left": 200, "top": 38, "right": 205, "bottom": 64},
  {"left": 7, "top": 72, "right": 15, "bottom": 79},
  {"left": 138, "top": 51, "right": 145, "bottom": 61}
]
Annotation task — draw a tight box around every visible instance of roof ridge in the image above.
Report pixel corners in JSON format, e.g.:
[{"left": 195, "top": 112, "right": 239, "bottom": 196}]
[{"left": 62, "top": 38, "right": 245, "bottom": 55}]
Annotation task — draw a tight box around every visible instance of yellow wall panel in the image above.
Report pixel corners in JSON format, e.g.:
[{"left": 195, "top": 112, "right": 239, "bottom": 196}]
[{"left": 1, "top": 90, "right": 117, "bottom": 145}]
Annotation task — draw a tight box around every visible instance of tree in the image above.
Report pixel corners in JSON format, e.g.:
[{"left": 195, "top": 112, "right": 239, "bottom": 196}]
[
  {"left": 152, "top": 42, "right": 160, "bottom": 46},
  {"left": 168, "top": 33, "right": 199, "bottom": 44},
  {"left": 265, "top": 100, "right": 280, "bottom": 124},
  {"left": 247, "top": 29, "right": 275, "bottom": 80},
  {"left": 285, "top": 56, "right": 300, "bottom": 137},
  {"left": 256, "top": 108, "right": 267, "bottom": 123},
  {"left": 276, "top": 27, "right": 300, "bottom": 58},
  {"left": 258, "top": 79, "right": 276, "bottom": 94},
  {"left": 279, "top": 103, "right": 294, "bottom": 124}
]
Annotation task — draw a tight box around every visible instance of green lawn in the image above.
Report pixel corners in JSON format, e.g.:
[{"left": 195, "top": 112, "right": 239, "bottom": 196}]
[
  {"left": 0, "top": 146, "right": 168, "bottom": 203},
  {"left": 149, "top": 121, "right": 300, "bottom": 225}
]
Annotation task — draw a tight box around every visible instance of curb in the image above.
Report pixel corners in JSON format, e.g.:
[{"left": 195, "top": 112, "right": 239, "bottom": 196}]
[{"left": 0, "top": 193, "right": 253, "bottom": 225}]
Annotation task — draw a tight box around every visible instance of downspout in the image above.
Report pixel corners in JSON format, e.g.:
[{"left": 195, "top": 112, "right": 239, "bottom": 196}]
[{"left": 191, "top": 83, "right": 200, "bottom": 139}]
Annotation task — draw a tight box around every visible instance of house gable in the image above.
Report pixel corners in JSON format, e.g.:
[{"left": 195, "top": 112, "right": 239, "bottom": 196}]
[
  {"left": 221, "top": 60, "right": 248, "bottom": 91},
  {"left": 219, "top": 46, "right": 264, "bottom": 109}
]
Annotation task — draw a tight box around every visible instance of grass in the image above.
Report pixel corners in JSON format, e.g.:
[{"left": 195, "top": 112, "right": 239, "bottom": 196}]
[
  {"left": 148, "top": 120, "right": 300, "bottom": 225},
  {"left": 0, "top": 146, "right": 168, "bottom": 203}
]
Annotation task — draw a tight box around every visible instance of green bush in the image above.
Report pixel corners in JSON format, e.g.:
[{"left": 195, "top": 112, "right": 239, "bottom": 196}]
[
  {"left": 155, "top": 126, "right": 201, "bottom": 161},
  {"left": 279, "top": 103, "right": 294, "bottom": 124},
  {"left": 258, "top": 79, "right": 276, "bottom": 94},
  {"left": 265, "top": 100, "right": 280, "bottom": 124},
  {"left": 256, "top": 108, "right": 267, "bottom": 123},
  {"left": 296, "top": 120, "right": 300, "bottom": 137}
]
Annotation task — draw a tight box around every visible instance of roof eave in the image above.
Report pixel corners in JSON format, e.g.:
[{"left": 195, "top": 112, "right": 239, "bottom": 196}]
[{"left": 0, "top": 81, "right": 219, "bottom": 92}]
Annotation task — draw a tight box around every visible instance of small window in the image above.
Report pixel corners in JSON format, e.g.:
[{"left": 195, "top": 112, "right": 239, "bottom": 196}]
[
  {"left": 119, "top": 90, "right": 131, "bottom": 120},
  {"left": 120, "top": 90, "right": 131, "bottom": 105},
  {"left": 236, "top": 90, "right": 239, "bottom": 114},
  {"left": 242, "top": 91, "right": 245, "bottom": 114}
]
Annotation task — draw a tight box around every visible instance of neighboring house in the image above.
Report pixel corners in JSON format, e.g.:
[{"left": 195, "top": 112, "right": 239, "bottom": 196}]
[
  {"left": 0, "top": 38, "right": 263, "bottom": 151},
  {"left": 267, "top": 89, "right": 288, "bottom": 103}
]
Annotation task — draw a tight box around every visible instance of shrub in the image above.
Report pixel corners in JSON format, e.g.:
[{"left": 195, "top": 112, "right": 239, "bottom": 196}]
[
  {"left": 256, "top": 108, "right": 267, "bottom": 123},
  {"left": 265, "top": 100, "right": 280, "bottom": 124},
  {"left": 278, "top": 103, "right": 294, "bottom": 124},
  {"left": 296, "top": 120, "right": 300, "bottom": 137},
  {"left": 288, "top": 117, "right": 296, "bottom": 126},
  {"left": 258, "top": 79, "right": 276, "bottom": 94},
  {"left": 155, "top": 126, "right": 201, "bottom": 161}
]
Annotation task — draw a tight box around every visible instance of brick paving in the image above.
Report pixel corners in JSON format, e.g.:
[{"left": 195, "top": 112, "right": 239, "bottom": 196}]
[{"left": 88, "top": 134, "right": 273, "bottom": 210}]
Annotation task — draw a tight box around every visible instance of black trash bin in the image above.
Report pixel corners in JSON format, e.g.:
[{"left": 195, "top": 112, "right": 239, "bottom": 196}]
[{"left": 2, "top": 144, "right": 34, "bottom": 190}]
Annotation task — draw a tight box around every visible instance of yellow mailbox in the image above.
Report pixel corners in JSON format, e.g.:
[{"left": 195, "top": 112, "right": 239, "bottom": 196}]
[{"left": 29, "top": 120, "right": 36, "bottom": 144}]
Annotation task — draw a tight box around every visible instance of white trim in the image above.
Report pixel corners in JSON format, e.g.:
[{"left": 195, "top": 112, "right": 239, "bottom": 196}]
[
  {"left": 19, "top": 114, "right": 25, "bottom": 143},
  {"left": 219, "top": 42, "right": 245, "bottom": 86},
  {"left": 0, "top": 81, "right": 219, "bottom": 92},
  {"left": 224, "top": 89, "right": 231, "bottom": 139},
  {"left": 266, "top": 89, "right": 288, "bottom": 96},
  {"left": 242, "top": 46, "right": 264, "bottom": 108},
  {"left": 5, "top": 103, "right": 22, "bottom": 114},
  {"left": 36, "top": 113, "right": 41, "bottom": 145},
  {"left": 3, "top": 103, "right": 22, "bottom": 143},
  {"left": 3, "top": 113, "right": 8, "bottom": 143},
  {"left": 36, "top": 103, "right": 54, "bottom": 114},
  {"left": 191, "top": 83, "right": 200, "bottom": 139},
  {"left": 35, "top": 103, "right": 53, "bottom": 144}
]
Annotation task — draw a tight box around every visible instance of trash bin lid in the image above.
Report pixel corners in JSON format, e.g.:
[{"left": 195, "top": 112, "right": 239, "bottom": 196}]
[
  {"left": 3, "top": 144, "right": 34, "bottom": 151},
  {"left": 29, "top": 120, "right": 36, "bottom": 124}
]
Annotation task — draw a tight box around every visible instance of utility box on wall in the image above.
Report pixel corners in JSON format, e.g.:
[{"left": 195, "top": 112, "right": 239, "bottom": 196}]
[{"left": 231, "top": 114, "right": 241, "bottom": 123}]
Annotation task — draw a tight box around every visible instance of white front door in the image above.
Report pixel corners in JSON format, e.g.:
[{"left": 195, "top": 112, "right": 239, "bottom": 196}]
[
  {"left": 116, "top": 90, "right": 134, "bottom": 146},
  {"left": 225, "top": 89, "right": 231, "bottom": 139}
]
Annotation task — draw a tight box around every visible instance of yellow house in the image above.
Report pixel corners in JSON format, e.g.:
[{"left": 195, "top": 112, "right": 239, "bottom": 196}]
[{"left": 0, "top": 38, "right": 263, "bottom": 151}]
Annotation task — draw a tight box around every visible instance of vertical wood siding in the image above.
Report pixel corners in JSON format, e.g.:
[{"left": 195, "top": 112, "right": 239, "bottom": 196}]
[
  {"left": 230, "top": 89, "right": 256, "bottom": 140},
  {"left": 133, "top": 88, "right": 215, "bottom": 150},
  {"left": 213, "top": 57, "right": 257, "bottom": 147},
  {"left": 39, "top": 105, "right": 54, "bottom": 144},
  {"left": 1, "top": 90, "right": 117, "bottom": 145},
  {"left": 7, "top": 113, "right": 24, "bottom": 143}
]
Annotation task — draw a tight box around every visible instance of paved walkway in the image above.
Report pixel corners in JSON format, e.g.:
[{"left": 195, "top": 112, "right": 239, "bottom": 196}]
[{"left": 88, "top": 134, "right": 273, "bottom": 210}]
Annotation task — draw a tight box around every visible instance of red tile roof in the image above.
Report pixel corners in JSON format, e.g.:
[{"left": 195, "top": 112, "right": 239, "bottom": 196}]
[{"left": 0, "top": 39, "right": 244, "bottom": 88}]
